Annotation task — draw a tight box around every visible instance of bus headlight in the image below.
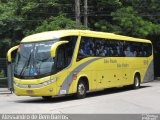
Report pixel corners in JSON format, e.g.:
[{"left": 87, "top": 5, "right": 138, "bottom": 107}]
[
  {"left": 42, "top": 78, "right": 57, "bottom": 86},
  {"left": 43, "top": 82, "right": 48, "bottom": 86},
  {"left": 14, "top": 78, "right": 57, "bottom": 88},
  {"left": 15, "top": 82, "right": 19, "bottom": 86}
]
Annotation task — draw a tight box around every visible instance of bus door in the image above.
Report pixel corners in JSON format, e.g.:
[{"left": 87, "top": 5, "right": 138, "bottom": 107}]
[
  {"left": 50, "top": 36, "right": 78, "bottom": 94},
  {"left": 54, "top": 44, "right": 70, "bottom": 94}
]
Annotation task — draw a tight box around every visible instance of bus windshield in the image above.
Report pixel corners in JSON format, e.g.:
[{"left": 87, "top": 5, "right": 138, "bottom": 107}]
[{"left": 14, "top": 40, "right": 58, "bottom": 79}]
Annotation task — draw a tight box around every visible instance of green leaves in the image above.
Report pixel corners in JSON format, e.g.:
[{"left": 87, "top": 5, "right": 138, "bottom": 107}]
[
  {"left": 26, "top": 15, "right": 86, "bottom": 35},
  {"left": 0, "top": 0, "right": 160, "bottom": 57},
  {"left": 111, "top": 6, "right": 156, "bottom": 37},
  {"left": 94, "top": 5, "right": 159, "bottom": 38}
]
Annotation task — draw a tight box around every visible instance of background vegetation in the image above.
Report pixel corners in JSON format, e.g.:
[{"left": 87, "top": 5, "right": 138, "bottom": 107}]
[{"left": 0, "top": 0, "right": 160, "bottom": 57}]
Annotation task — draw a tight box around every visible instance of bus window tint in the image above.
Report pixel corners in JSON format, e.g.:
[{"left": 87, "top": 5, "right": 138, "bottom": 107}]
[
  {"left": 56, "top": 36, "right": 77, "bottom": 71},
  {"left": 77, "top": 37, "right": 152, "bottom": 61},
  {"left": 105, "top": 40, "right": 124, "bottom": 57},
  {"left": 125, "top": 42, "right": 152, "bottom": 57},
  {"left": 77, "top": 37, "right": 95, "bottom": 59},
  {"left": 77, "top": 37, "right": 125, "bottom": 60},
  {"left": 124, "top": 42, "right": 136, "bottom": 57}
]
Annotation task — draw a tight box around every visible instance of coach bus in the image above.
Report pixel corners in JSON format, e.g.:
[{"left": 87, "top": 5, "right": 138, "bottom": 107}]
[{"left": 7, "top": 30, "right": 154, "bottom": 99}]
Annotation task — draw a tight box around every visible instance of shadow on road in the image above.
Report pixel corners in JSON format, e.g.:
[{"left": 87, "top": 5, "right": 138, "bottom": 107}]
[
  {"left": 15, "top": 85, "right": 150, "bottom": 104},
  {"left": 87, "top": 85, "right": 150, "bottom": 98}
]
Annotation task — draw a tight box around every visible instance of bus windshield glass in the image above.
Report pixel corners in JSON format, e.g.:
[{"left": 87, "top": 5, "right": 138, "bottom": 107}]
[{"left": 14, "top": 40, "right": 58, "bottom": 79}]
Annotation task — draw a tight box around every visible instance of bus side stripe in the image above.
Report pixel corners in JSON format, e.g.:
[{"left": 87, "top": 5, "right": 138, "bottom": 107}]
[
  {"left": 58, "top": 58, "right": 101, "bottom": 95},
  {"left": 143, "top": 60, "right": 154, "bottom": 82}
]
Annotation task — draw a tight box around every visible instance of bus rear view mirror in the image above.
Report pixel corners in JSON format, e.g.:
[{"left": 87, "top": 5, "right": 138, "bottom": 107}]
[
  {"left": 7, "top": 45, "right": 19, "bottom": 63},
  {"left": 50, "top": 41, "right": 69, "bottom": 58}
]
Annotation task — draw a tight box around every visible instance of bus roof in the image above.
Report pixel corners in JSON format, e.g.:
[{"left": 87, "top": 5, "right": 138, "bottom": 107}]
[{"left": 21, "top": 30, "right": 151, "bottom": 43}]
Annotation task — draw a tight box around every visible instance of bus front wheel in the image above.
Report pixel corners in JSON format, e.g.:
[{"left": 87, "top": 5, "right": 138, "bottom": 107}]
[
  {"left": 76, "top": 80, "right": 87, "bottom": 99},
  {"left": 133, "top": 75, "right": 140, "bottom": 89}
]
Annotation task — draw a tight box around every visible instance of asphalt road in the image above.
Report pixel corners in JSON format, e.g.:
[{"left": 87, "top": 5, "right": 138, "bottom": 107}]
[{"left": 0, "top": 80, "right": 160, "bottom": 114}]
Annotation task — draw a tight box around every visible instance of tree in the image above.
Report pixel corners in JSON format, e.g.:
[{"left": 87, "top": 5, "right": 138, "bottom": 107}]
[
  {"left": 0, "top": 0, "right": 160, "bottom": 58},
  {"left": 111, "top": 6, "right": 155, "bottom": 38},
  {"left": 0, "top": 1, "right": 24, "bottom": 57},
  {"left": 27, "top": 15, "right": 86, "bottom": 35},
  {"left": 0, "top": 0, "right": 82, "bottom": 57}
]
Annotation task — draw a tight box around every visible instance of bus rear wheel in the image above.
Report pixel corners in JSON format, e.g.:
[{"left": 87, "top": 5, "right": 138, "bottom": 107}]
[
  {"left": 76, "top": 80, "right": 87, "bottom": 99},
  {"left": 133, "top": 75, "right": 140, "bottom": 89}
]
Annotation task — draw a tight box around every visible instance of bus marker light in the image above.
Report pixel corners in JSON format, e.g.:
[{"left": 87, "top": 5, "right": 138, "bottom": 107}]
[
  {"left": 69, "top": 83, "right": 72, "bottom": 86},
  {"left": 73, "top": 73, "right": 77, "bottom": 80},
  {"left": 49, "top": 88, "right": 53, "bottom": 92}
]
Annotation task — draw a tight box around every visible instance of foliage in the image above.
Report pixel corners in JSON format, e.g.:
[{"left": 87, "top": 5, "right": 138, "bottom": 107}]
[
  {"left": 0, "top": 0, "right": 160, "bottom": 57},
  {"left": 111, "top": 6, "right": 155, "bottom": 37},
  {"left": 27, "top": 15, "right": 86, "bottom": 35}
]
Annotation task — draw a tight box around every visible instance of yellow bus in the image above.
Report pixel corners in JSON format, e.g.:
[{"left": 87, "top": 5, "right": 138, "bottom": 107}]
[{"left": 7, "top": 30, "right": 154, "bottom": 99}]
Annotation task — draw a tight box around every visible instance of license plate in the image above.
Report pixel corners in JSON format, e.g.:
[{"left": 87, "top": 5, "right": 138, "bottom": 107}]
[{"left": 26, "top": 90, "right": 34, "bottom": 94}]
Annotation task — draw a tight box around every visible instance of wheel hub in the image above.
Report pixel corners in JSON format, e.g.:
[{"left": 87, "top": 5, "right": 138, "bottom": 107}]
[
  {"left": 135, "top": 77, "right": 139, "bottom": 87},
  {"left": 78, "top": 84, "right": 85, "bottom": 95}
]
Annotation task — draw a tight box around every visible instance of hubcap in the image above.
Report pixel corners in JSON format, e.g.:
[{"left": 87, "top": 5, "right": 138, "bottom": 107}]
[
  {"left": 78, "top": 83, "right": 85, "bottom": 95},
  {"left": 135, "top": 77, "right": 139, "bottom": 87}
]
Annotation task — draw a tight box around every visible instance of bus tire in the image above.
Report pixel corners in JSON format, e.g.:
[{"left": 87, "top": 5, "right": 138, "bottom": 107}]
[
  {"left": 42, "top": 96, "right": 52, "bottom": 100},
  {"left": 76, "top": 80, "right": 87, "bottom": 99},
  {"left": 133, "top": 75, "right": 140, "bottom": 89}
]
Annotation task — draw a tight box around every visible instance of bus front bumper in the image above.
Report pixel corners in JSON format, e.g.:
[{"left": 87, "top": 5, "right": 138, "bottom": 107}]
[{"left": 14, "top": 84, "right": 58, "bottom": 97}]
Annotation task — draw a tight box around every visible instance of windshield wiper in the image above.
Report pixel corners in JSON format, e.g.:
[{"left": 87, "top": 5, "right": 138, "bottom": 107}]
[{"left": 19, "top": 53, "right": 32, "bottom": 78}]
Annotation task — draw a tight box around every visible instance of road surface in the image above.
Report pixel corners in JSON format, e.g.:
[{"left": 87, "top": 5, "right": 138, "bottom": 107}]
[{"left": 0, "top": 80, "right": 160, "bottom": 114}]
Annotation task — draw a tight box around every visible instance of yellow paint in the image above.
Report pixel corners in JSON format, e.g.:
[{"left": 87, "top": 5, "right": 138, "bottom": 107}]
[
  {"left": 7, "top": 45, "right": 19, "bottom": 62},
  {"left": 8, "top": 30, "right": 153, "bottom": 97},
  {"left": 50, "top": 41, "right": 69, "bottom": 57},
  {"left": 21, "top": 30, "right": 150, "bottom": 43}
]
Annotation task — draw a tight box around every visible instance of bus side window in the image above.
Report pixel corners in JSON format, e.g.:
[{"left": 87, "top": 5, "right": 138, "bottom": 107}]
[
  {"left": 65, "top": 37, "right": 77, "bottom": 65},
  {"left": 77, "top": 38, "right": 87, "bottom": 60},
  {"left": 124, "top": 41, "right": 137, "bottom": 57},
  {"left": 119, "top": 41, "right": 125, "bottom": 57},
  {"left": 143, "top": 43, "right": 152, "bottom": 57},
  {"left": 147, "top": 43, "right": 152, "bottom": 57},
  {"left": 57, "top": 36, "right": 77, "bottom": 71},
  {"left": 56, "top": 45, "right": 66, "bottom": 70},
  {"left": 77, "top": 37, "right": 93, "bottom": 61}
]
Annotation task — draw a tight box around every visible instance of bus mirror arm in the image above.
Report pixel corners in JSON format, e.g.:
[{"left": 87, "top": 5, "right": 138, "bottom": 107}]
[
  {"left": 7, "top": 45, "right": 19, "bottom": 63},
  {"left": 50, "top": 41, "right": 69, "bottom": 58}
]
